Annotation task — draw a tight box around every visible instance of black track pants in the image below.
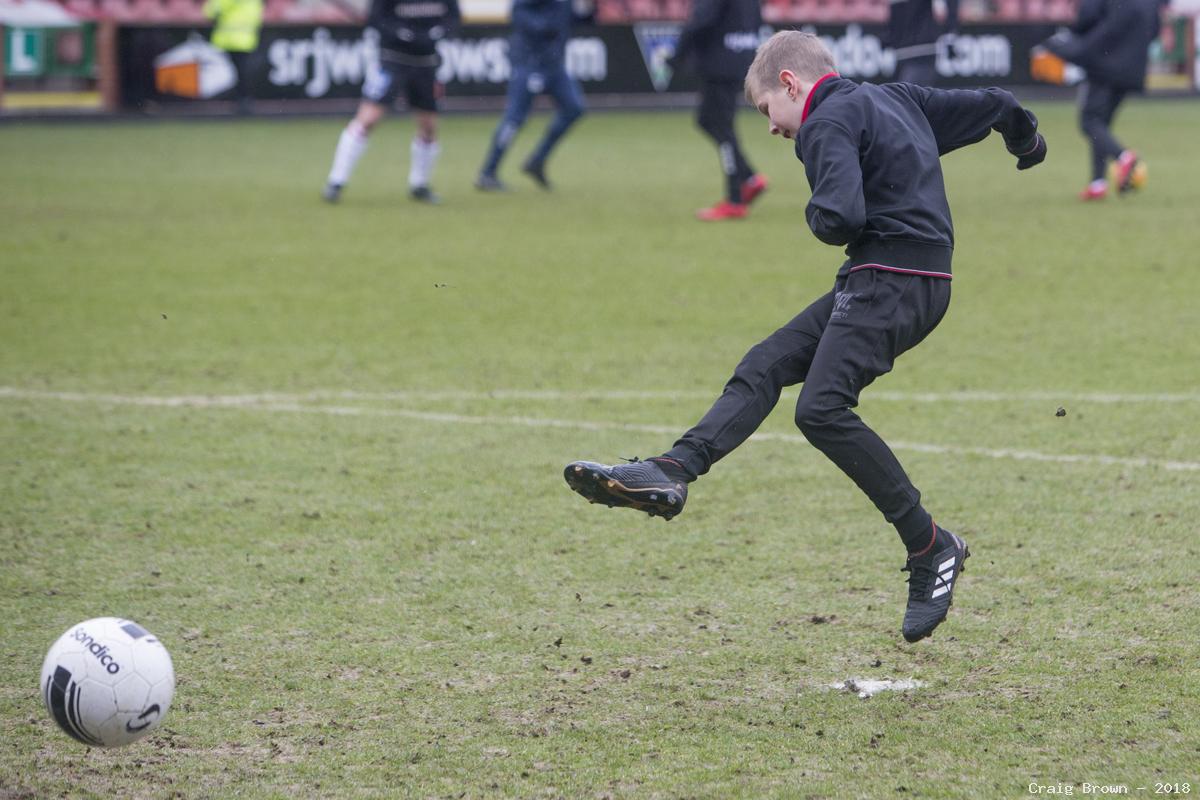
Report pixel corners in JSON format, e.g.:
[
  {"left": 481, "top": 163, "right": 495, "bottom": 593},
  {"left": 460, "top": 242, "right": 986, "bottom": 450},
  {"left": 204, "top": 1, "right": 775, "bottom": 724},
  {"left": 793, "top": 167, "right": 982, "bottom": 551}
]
[
  {"left": 696, "top": 79, "right": 754, "bottom": 203},
  {"left": 665, "top": 268, "right": 951, "bottom": 523},
  {"left": 1080, "top": 81, "right": 1127, "bottom": 182}
]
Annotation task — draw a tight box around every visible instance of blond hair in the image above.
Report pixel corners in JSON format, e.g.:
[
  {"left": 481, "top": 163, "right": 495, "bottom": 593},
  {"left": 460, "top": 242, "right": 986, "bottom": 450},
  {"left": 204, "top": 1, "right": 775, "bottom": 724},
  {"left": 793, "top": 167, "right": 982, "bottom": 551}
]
[{"left": 745, "top": 31, "right": 837, "bottom": 103}]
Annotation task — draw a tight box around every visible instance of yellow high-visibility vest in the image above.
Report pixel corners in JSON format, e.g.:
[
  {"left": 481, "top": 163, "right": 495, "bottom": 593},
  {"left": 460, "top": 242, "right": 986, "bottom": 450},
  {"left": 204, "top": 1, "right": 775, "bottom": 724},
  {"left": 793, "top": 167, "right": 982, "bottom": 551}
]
[{"left": 204, "top": 0, "right": 264, "bottom": 53}]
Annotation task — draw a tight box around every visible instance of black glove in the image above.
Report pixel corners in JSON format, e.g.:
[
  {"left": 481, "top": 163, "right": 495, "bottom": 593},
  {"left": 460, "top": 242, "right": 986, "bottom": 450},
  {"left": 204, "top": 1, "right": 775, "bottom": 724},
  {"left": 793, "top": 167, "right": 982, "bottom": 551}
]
[{"left": 1009, "top": 133, "right": 1047, "bottom": 170}]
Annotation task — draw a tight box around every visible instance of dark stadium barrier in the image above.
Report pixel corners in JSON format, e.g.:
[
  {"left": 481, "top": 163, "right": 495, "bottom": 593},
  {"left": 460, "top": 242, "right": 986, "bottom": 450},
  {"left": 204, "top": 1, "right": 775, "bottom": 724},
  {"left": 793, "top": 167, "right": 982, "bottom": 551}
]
[{"left": 114, "top": 20, "right": 1197, "bottom": 111}]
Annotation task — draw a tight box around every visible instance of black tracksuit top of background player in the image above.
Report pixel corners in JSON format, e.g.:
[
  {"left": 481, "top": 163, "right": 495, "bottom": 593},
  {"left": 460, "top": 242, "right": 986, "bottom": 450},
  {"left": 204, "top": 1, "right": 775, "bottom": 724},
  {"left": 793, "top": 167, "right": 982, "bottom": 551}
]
[
  {"left": 368, "top": 0, "right": 462, "bottom": 58},
  {"left": 794, "top": 75, "right": 1039, "bottom": 275},
  {"left": 673, "top": 0, "right": 762, "bottom": 80},
  {"left": 1044, "top": 0, "right": 1161, "bottom": 91},
  {"left": 885, "top": 0, "right": 959, "bottom": 53}
]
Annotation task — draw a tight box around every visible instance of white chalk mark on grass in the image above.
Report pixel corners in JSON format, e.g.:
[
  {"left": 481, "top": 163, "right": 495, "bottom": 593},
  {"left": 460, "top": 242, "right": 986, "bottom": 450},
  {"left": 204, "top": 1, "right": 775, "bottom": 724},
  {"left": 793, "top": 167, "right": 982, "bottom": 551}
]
[
  {"left": 3, "top": 387, "right": 1199, "bottom": 472},
  {"left": 830, "top": 678, "right": 924, "bottom": 699},
  {"left": 140, "top": 388, "right": 1200, "bottom": 404}
]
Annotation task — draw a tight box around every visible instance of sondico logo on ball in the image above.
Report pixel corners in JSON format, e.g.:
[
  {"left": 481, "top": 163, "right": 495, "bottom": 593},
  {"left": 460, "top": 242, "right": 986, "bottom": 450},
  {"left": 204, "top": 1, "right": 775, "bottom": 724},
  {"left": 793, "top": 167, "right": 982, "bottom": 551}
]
[{"left": 71, "top": 627, "right": 123, "bottom": 674}]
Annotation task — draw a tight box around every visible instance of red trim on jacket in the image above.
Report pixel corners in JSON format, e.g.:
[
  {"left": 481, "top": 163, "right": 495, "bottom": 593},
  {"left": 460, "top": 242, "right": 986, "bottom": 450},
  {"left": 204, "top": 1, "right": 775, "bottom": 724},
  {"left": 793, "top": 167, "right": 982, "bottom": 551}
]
[{"left": 801, "top": 72, "right": 840, "bottom": 124}]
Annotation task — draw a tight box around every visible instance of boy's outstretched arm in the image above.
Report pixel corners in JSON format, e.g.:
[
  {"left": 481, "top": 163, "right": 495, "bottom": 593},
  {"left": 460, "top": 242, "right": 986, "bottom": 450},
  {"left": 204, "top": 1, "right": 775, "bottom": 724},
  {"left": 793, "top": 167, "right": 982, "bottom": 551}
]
[
  {"left": 801, "top": 121, "right": 867, "bottom": 245},
  {"left": 900, "top": 85, "right": 1047, "bottom": 169}
]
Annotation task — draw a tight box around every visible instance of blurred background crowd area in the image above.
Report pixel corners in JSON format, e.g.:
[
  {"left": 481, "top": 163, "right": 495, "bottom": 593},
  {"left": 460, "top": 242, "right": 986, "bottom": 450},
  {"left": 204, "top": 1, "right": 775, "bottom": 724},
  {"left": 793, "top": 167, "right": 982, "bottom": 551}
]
[{"left": 38, "top": 0, "right": 1080, "bottom": 26}]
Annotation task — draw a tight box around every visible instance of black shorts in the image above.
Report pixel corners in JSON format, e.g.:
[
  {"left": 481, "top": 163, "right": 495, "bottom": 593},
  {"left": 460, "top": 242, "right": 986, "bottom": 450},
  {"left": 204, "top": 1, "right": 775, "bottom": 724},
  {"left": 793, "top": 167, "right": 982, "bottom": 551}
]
[{"left": 362, "top": 58, "right": 440, "bottom": 112}]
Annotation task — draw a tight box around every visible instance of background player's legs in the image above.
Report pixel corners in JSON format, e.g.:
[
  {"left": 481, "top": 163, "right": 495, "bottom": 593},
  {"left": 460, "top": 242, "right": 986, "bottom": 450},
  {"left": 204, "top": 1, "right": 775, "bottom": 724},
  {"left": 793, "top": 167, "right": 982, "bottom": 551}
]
[
  {"left": 325, "top": 100, "right": 386, "bottom": 200},
  {"left": 324, "top": 60, "right": 396, "bottom": 201},
  {"left": 793, "top": 270, "right": 950, "bottom": 550},
  {"left": 696, "top": 79, "right": 754, "bottom": 205},
  {"left": 408, "top": 111, "right": 441, "bottom": 200},
  {"left": 404, "top": 66, "right": 442, "bottom": 201},
  {"left": 228, "top": 51, "right": 252, "bottom": 114},
  {"left": 661, "top": 290, "right": 835, "bottom": 479},
  {"left": 478, "top": 65, "right": 536, "bottom": 183},
  {"left": 522, "top": 64, "right": 585, "bottom": 186},
  {"left": 1080, "top": 81, "right": 1127, "bottom": 184}
]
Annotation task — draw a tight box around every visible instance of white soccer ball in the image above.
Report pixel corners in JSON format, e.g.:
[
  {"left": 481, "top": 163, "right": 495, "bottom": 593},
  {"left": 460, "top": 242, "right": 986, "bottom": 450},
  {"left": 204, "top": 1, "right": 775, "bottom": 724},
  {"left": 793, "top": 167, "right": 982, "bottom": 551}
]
[{"left": 40, "top": 617, "right": 175, "bottom": 747}]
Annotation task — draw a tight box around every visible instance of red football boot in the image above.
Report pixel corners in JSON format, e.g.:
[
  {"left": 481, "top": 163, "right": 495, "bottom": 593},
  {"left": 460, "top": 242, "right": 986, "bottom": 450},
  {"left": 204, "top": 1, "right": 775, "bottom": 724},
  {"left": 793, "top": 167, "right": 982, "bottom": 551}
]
[
  {"left": 696, "top": 201, "right": 748, "bottom": 221},
  {"left": 1114, "top": 150, "right": 1141, "bottom": 193},
  {"left": 1078, "top": 180, "right": 1107, "bottom": 201},
  {"left": 740, "top": 174, "right": 769, "bottom": 205}
]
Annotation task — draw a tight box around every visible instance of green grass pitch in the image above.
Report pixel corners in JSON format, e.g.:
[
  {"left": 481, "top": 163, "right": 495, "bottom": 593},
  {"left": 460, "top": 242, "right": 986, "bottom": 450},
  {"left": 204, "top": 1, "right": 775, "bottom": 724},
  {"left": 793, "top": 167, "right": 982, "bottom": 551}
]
[{"left": 2, "top": 100, "right": 1198, "bottom": 798}]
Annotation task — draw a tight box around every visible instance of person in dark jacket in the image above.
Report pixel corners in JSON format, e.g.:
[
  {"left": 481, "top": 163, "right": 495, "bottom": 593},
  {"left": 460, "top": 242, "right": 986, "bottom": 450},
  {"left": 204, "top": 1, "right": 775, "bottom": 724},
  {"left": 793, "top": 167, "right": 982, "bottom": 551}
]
[
  {"left": 669, "top": 0, "right": 767, "bottom": 220},
  {"left": 886, "top": 0, "right": 959, "bottom": 85},
  {"left": 322, "top": 0, "right": 460, "bottom": 205},
  {"left": 562, "top": 31, "right": 1047, "bottom": 644},
  {"left": 1041, "top": 0, "right": 1159, "bottom": 200},
  {"left": 475, "top": 0, "right": 587, "bottom": 191}
]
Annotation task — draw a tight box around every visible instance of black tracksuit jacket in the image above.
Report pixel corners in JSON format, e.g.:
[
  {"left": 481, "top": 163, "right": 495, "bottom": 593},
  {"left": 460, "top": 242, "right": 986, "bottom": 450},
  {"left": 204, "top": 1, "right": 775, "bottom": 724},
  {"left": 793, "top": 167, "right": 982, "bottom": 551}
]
[
  {"left": 795, "top": 74, "right": 1040, "bottom": 278},
  {"left": 885, "top": 0, "right": 959, "bottom": 57},
  {"left": 1043, "top": 0, "right": 1161, "bottom": 91},
  {"left": 368, "top": 0, "right": 461, "bottom": 59},
  {"left": 672, "top": 0, "right": 761, "bottom": 81}
]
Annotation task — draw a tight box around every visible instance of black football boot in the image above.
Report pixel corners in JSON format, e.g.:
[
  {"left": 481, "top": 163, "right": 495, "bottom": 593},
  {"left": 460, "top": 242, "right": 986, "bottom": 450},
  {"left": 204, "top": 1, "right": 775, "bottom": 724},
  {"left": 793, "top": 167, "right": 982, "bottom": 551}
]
[
  {"left": 901, "top": 526, "right": 970, "bottom": 642},
  {"left": 563, "top": 458, "right": 687, "bottom": 520}
]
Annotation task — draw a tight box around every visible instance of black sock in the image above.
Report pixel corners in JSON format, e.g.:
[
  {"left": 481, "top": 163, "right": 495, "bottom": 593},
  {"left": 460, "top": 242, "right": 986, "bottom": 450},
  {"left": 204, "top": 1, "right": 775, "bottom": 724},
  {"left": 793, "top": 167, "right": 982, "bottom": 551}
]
[
  {"left": 648, "top": 456, "right": 695, "bottom": 484},
  {"left": 896, "top": 504, "right": 936, "bottom": 555}
]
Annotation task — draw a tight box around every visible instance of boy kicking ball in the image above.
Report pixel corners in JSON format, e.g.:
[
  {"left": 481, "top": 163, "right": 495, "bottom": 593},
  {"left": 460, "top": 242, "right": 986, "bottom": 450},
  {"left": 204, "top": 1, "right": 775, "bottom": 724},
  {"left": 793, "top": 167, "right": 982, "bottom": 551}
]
[{"left": 564, "top": 31, "right": 1047, "bottom": 643}]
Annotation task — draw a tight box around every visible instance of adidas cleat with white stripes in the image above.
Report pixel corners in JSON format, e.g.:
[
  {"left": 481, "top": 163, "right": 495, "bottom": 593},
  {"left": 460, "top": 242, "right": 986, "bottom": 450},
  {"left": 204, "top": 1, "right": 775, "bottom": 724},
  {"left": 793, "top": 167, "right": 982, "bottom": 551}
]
[
  {"left": 564, "top": 459, "right": 687, "bottom": 520},
  {"left": 901, "top": 527, "right": 969, "bottom": 643}
]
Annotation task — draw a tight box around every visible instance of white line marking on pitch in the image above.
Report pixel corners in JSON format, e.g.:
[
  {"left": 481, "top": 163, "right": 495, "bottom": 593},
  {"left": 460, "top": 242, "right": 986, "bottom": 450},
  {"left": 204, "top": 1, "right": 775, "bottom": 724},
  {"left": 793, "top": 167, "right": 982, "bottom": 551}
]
[
  {"left": 153, "top": 388, "right": 1200, "bottom": 404},
  {"left": 3, "top": 387, "right": 1198, "bottom": 472}
]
